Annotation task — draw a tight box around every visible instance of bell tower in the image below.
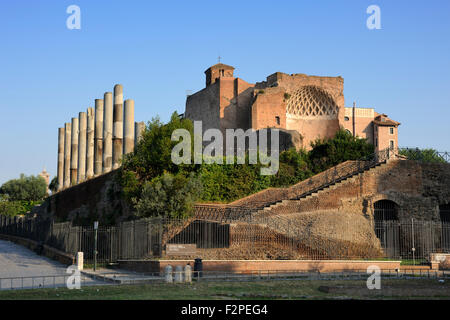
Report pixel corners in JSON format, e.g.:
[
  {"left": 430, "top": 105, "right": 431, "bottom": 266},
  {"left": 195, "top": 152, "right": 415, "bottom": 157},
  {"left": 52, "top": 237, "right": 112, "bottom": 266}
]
[{"left": 204, "top": 63, "right": 235, "bottom": 87}]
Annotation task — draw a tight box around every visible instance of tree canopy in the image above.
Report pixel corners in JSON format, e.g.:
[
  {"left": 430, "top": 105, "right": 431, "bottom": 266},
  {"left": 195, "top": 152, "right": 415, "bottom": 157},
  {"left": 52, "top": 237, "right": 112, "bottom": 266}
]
[
  {"left": 0, "top": 174, "right": 48, "bottom": 201},
  {"left": 308, "top": 128, "right": 375, "bottom": 173},
  {"left": 0, "top": 174, "right": 47, "bottom": 217}
]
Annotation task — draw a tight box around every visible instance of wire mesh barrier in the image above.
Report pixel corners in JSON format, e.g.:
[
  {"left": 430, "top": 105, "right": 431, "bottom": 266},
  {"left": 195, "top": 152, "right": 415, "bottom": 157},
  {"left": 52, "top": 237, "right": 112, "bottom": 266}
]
[
  {"left": 1, "top": 269, "right": 449, "bottom": 291},
  {"left": 374, "top": 221, "right": 450, "bottom": 260},
  {"left": 0, "top": 274, "right": 103, "bottom": 291},
  {"left": 1, "top": 214, "right": 450, "bottom": 263}
]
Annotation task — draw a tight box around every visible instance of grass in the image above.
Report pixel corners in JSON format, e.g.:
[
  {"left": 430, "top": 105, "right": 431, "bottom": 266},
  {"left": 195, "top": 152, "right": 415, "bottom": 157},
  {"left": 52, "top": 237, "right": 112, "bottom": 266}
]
[
  {"left": 0, "top": 279, "right": 449, "bottom": 300},
  {"left": 358, "top": 257, "right": 429, "bottom": 266},
  {"left": 400, "top": 259, "right": 427, "bottom": 266}
]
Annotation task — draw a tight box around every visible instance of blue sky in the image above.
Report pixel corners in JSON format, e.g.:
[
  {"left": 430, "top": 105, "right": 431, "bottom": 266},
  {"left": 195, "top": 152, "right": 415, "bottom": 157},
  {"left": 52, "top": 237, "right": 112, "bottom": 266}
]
[{"left": 0, "top": 0, "right": 449, "bottom": 184}]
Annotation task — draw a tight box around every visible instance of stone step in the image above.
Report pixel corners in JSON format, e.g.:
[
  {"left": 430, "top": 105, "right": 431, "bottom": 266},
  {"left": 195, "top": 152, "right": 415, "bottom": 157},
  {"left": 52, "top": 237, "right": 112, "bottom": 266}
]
[{"left": 254, "top": 161, "right": 387, "bottom": 217}]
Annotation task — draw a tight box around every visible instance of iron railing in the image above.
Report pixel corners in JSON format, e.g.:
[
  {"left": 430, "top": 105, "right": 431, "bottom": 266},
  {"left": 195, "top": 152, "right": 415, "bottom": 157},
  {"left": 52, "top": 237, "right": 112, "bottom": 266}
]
[
  {"left": 397, "top": 147, "right": 450, "bottom": 163},
  {"left": 191, "top": 146, "right": 449, "bottom": 221},
  {"left": 191, "top": 147, "right": 394, "bottom": 221}
]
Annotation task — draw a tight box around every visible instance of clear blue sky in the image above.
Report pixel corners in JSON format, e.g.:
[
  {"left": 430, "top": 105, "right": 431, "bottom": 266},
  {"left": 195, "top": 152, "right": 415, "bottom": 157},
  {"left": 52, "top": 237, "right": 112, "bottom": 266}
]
[{"left": 0, "top": 0, "right": 449, "bottom": 184}]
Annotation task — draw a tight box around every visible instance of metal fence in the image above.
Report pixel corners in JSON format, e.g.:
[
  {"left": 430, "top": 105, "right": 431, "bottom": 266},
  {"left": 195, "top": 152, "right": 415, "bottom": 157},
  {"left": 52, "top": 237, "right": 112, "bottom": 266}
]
[
  {"left": 0, "top": 274, "right": 103, "bottom": 291},
  {"left": 398, "top": 147, "right": 450, "bottom": 163},
  {"left": 375, "top": 220, "right": 450, "bottom": 260},
  {"left": 1, "top": 214, "right": 450, "bottom": 263}
]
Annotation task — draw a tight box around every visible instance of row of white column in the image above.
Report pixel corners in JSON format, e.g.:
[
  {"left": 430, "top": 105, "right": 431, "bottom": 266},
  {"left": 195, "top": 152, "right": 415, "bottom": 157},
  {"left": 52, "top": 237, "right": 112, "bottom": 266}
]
[{"left": 56, "top": 84, "right": 145, "bottom": 191}]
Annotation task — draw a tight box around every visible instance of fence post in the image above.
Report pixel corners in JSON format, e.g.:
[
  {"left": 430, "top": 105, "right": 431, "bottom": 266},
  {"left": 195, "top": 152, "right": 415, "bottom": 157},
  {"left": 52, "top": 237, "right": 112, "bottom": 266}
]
[
  {"left": 159, "top": 219, "right": 163, "bottom": 257},
  {"left": 411, "top": 218, "right": 416, "bottom": 266},
  {"left": 93, "top": 221, "right": 98, "bottom": 272}
]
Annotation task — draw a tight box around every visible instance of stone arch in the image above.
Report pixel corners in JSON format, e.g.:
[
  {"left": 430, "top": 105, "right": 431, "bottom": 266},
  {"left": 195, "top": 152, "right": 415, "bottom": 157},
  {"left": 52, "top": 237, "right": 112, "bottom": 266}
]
[
  {"left": 373, "top": 199, "right": 400, "bottom": 258},
  {"left": 286, "top": 86, "right": 338, "bottom": 118},
  {"left": 374, "top": 199, "right": 399, "bottom": 222},
  {"left": 439, "top": 203, "right": 450, "bottom": 250}
]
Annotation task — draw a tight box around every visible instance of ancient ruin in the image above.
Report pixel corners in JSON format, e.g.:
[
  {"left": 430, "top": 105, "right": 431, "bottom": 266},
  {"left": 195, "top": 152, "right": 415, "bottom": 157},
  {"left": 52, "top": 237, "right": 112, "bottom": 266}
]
[
  {"left": 56, "top": 84, "right": 145, "bottom": 191},
  {"left": 185, "top": 64, "right": 400, "bottom": 151}
]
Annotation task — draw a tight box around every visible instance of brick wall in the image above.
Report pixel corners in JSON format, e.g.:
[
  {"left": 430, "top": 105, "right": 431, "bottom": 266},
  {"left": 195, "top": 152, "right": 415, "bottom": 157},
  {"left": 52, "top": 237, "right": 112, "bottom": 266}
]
[
  {"left": 32, "top": 169, "right": 130, "bottom": 224},
  {"left": 229, "top": 160, "right": 363, "bottom": 208},
  {"left": 254, "top": 160, "right": 450, "bottom": 222},
  {"left": 118, "top": 259, "right": 401, "bottom": 274}
]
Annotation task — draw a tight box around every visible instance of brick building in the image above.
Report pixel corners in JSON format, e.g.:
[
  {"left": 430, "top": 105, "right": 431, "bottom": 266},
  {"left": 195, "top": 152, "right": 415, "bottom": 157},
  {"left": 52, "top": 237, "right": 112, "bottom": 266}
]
[{"left": 185, "top": 63, "right": 400, "bottom": 151}]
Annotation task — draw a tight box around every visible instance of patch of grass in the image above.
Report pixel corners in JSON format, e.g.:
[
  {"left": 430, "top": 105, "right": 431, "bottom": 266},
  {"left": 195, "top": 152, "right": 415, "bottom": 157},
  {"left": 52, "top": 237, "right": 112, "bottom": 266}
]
[
  {"left": 400, "top": 259, "right": 428, "bottom": 266},
  {"left": 0, "top": 279, "right": 448, "bottom": 300},
  {"left": 83, "top": 263, "right": 109, "bottom": 269}
]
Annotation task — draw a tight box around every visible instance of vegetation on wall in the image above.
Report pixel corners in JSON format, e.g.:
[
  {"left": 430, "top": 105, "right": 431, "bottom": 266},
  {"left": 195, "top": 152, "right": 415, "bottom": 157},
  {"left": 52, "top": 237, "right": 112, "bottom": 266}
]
[
  {"left": 118, "top": 112, "right": 197, "bottom": 218},
  {"left": 134, "top": 172, "right": 202, "bottom": 219},
  {"left": 308, "top": 129, "right": 375, "bottom": 174},
  {"left": 118, "top": 114, "right": 376, "bottom": 218},
  {"left": 0, "top": 174, "right": 47, "bottom": 216}
]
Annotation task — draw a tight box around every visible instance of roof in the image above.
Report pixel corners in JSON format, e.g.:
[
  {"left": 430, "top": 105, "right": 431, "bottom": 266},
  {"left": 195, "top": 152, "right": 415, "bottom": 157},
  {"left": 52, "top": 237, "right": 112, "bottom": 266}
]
[
  {"left": 373, "top": 114, "right": 401, "bottom": 126},
  {"left": 204, "top": 63, "right": 235, "bottom": 73}
]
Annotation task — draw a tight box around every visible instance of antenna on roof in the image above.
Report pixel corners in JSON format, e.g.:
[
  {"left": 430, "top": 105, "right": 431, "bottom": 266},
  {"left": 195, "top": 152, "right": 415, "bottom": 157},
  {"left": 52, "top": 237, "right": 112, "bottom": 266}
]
[{"left": 218, "top": 55, "right": 221, "bottom": 64}]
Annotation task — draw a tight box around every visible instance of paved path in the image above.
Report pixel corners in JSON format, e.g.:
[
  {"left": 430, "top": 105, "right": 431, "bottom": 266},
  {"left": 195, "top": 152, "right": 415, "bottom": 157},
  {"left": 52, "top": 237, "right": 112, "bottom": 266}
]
[{"left": 0, "top": 239, "right": 101, "bottom": 290}]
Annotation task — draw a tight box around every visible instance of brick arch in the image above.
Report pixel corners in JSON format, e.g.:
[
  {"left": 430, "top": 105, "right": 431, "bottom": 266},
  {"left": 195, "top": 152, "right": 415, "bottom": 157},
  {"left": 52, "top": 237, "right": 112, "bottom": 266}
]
[
  {"left": 366, "top": 194, "right": 403, "bottom": 218},
  {"left": 374, "top": 199, "right": 399, "bottom": 221},
  {"left": 286, "top": 86, "right": 338, "bottom": 118}
]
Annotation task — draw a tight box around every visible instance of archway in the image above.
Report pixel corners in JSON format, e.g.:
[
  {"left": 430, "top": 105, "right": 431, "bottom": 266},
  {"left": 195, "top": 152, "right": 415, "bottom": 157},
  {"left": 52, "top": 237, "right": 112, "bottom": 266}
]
[
  {"left": 439, "top": 204, "right": 450, "bottom": 251},
  {"left": 374, "top": 200, "right": 399, "bottom": 222},
  {"left": 373, "top": 200, "right": 400, "bottom": 258},
  {"left": 439, "top": 204, "right": 450, "bottom": 223}
]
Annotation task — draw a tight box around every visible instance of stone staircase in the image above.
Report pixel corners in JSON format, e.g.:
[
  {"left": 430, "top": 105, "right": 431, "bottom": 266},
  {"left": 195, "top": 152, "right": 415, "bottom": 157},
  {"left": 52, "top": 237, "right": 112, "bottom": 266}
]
[
  {"left": 195, "top": 147, "right": 394, "bottom": 222},
  {"left": 251, "top": 161, "right": 388, "bottom": 218}
]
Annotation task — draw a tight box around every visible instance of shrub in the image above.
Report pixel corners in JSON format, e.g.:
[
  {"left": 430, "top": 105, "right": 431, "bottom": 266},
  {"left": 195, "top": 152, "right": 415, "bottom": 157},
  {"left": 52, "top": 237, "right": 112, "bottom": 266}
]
[
  {"left": 134, "top": 172, "right": 202, "bottom": 219},
  {"left": 308, "top": 128, "right": 374, "bottom": 173}
]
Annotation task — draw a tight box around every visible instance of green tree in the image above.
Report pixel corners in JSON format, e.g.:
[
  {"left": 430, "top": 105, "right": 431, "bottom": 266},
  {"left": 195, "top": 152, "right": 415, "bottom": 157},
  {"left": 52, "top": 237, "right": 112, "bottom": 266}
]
[
  {"left": 49, "top": 177, "right": 58, "bottom": 193},
  {"left": 0, "top": 174, "right": 48, "bottom": 201},
  {"left": 0, "top": 194, "right": 41, "bottom": 217},
  {"left": 270, "top": 148, "right": 313, "bottom": 187},
  {"left": 119, "top": 112, "right": 195, "bottom": 203},
  {"left": 308, "top": 128, "right": 375, "bottom": 173},
  {"left": 134, "top": 172, "right": 202, "bottom": 218},
  {"left": 198, "top": 160, "right": 272, "bottom": 203},
  {"left": 122, "top": 112, "right": 195, "bottom": 181}
]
